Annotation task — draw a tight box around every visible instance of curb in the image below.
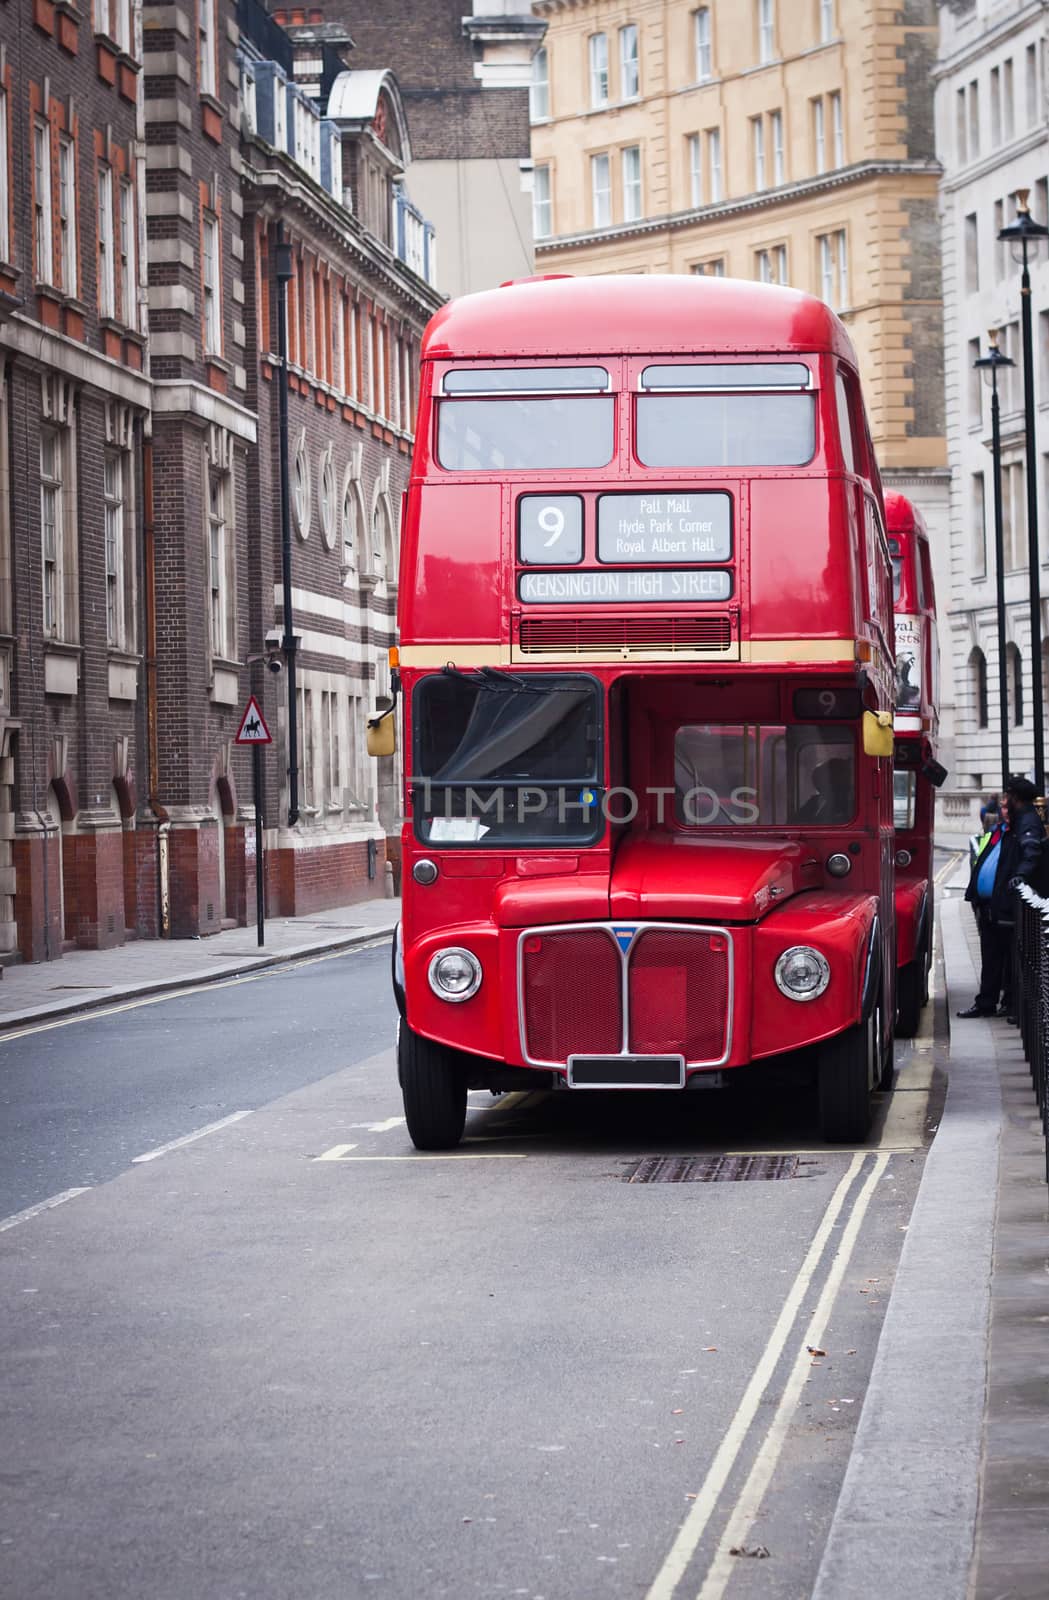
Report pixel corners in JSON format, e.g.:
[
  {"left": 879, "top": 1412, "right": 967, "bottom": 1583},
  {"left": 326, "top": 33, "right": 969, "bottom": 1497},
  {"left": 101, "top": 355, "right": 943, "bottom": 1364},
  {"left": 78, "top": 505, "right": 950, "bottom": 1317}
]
[
  {"left": 811, "top": 896, "right": 1000, "bottom": 1598},
  {"left": 0, "top": 923, "right": 397, "bottom": 1034}
]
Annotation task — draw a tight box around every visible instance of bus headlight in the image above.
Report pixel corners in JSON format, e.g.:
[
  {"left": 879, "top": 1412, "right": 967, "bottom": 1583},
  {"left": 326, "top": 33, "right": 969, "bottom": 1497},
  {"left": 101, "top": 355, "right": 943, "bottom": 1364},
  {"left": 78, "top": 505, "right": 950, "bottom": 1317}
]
[
  {"left": 774, "top": 946, "right": 831, "bottom": 1002},
  {"left": 428, "top": 947, "right": 482, "bottom": 1002}
]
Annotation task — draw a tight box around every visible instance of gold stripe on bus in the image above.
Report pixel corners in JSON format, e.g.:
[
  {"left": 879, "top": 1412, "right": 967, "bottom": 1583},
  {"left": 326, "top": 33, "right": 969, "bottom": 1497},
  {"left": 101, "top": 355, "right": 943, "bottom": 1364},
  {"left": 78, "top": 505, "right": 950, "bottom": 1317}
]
[
  {"left": 741, "top": 639, "right": 858, "bottom": 664},
  {"left": 397, "top": 645, "right": 513, "bottom": 666}
]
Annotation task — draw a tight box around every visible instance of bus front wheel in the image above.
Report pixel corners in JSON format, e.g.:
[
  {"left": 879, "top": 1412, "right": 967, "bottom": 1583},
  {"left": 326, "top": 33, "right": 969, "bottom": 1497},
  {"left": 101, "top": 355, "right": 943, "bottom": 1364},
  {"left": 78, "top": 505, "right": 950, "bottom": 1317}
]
[
  {"left": 399, "top": 1021, "right": 467, "bottom": 1150},
  {"left": 817, "top": 1014, "right": 875, "bottom": 1143}
]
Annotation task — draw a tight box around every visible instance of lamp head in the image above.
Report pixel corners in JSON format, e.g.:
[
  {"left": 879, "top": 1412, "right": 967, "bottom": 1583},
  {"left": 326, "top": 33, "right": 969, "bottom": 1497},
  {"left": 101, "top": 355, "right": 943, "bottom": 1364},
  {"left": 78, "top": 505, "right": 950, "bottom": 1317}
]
[
  {"left": 998, "top": 187, "right": 1049, "bottom": 260},
  {"left": 973, "top": 326, "right": 1015, "bottom": 387}
]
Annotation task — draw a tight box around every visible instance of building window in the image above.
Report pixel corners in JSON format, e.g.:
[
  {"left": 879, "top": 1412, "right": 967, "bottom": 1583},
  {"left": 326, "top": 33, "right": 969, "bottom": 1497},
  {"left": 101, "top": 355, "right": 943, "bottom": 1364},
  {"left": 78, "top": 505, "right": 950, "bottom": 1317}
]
[
  {"left": 990, "top": 66, "right": 1001, "bottom": 146},
  {"left": 199, "top": 0, "right": 216, "bottom": 97},
  {"left": 692, "top": 258, "right": 725, "bottom": 277},
  {"left": 1003, "top": 58, "right": 1014, "bottom": 141},
  {"left": 819, "top": 0, "right": 834, "bottom": 43},
  {"left": 622, "top": 145, "right": 642, "bottom": 221},
  {"left": 758, "top": 0, "right": 774, "bottom": 64},
  {"left": 694, "top": 8, "right": 712, "bottom": 81},
  {"left": 0, "top": 86, "right": 9, "bottom": 264},
  {"left": 707, "top": 127, "right": 722, "bottom": 202},
  {"left": 119, "top": 178, "right": 136, "bottom": 328},
  {"left": 530, "top": 46, "right": 549, "bottom": 121},
  {"left": 812, "top": 97, "right": 826, "bottom": 174},
  {"left": 341, "top": 476, "right": 357, "bottom": 573},
  {"left": 533, "top": 163, "right": 552, "bottom": 239},
  {"left": 319, "top": 446, "right": 336, "bottom": 550},
  {"left": 104, "top": 451, "right": 125, "bottom": 646},
  {"left": 751, "top": 117, "right": 766, "bottom": 190},
  {"left": 241, "top": 62, "right": 257, "bottom": 135},
  {"left": 830, "top": 90, "right": 843, "bottom": 166},
  {"left": 756, "top": 244, "right": 788, "bottom": 284},
  {"left": 967, "top": 337, "right": 982, "bottom": 426},
  {"left": 956, "top": 87, "right": 967, "bottom": 166},
  {"left": 58, "top": 136, "right": 77, "bottom": 298},
  {"left": 41, "top": 429, "right": 62, "bottom": 637},
  {"left": 321, "top": 690, "right": 341, "bottom": 807},
  {"left": 770, "top": 109, "right": 784, "bottom": 184},
  {"left": 817, "top": 229, "right": 847, "bottom": 309},
  {"left": 964, "top": 213, "right": 979, "bottom": 295},
  {"left": 972, "top": 471, "right": 986, "bottom": 579},
  {"left": 619, "top": 25, "right": 639, "bottom": 100},
  {"left": 98, "top": 165, "right": 115, "bottom": 317},
  {"left": 207, "top": 467, "right": 234, "bottom": 658},
  {"left": 202, "top": 210, "right": 221, "bottom": 354},
  {"left": 971, "top": 647, "right": 988, "bottom": 729},
  {"left": 34, "top": 121, "right": 53, "bottom": 285},
  {"left": 687, "top": 133, "right": 702, "bottom": 207},
  {"left": 293, "top": 433, "right": 310, "bottom": 537},
  {"left": 968, "top": 79, "right": 979, "bottom": 159},
  {"left": 591, "top": 152, "right": 611, "bottom": 227},
  {"left": 993, "top": 197, "right": 1004, "bottom": 280},
  {"left": 113, "top": 0, "right": 130, "bottom": 53},
  {"left": 1003, "top": 460, "right": 1026, "bottom": 571},
  {"left": 1027, "top": 45, "right": 1039, "bottom": 129},
  {"left": 589, "top": 33, "right": 609, "bottom": 107},
  {"left": 297, "top": 686, "right": 315, "bottom": 810}
]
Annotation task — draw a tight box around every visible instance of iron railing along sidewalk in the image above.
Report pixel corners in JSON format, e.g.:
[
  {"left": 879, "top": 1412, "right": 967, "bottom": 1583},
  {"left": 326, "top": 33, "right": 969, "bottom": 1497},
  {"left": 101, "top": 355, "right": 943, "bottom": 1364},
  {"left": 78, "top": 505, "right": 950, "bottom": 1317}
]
[{"left": 1012, "top": 885, "right": 1049, "bottom": 1183}]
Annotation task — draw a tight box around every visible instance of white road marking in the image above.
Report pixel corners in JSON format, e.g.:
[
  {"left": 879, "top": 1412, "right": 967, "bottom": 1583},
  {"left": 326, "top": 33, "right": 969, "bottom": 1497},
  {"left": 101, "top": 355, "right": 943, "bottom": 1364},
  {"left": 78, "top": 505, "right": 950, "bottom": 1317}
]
[
  {"left": 313, "top": 1143, "right": 360, "bottom": 1161},
  {"left": 0, "top": 1187, "right": 92, "bottom": 1233},
  {"left": 694, "top": 1153, "right": 891, "bottom": 1600},
  {"left": 644, "top": 1153, "right": 866, "bottom": 1600},
  {"left": 346, "top": 1118, "right": 406, "bottom": 1134},
  {"left": 316, "top": 1153, "right": 529, "bottom": 1162},
  {"left": 131, "top": 1110, "right": 253, "bottom": 1164}
]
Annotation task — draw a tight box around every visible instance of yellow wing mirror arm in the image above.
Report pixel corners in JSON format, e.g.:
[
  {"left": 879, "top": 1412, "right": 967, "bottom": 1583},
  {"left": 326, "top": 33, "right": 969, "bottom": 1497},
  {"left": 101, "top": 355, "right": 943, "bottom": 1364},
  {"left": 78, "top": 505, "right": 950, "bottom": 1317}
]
[
  {"left": 862, "top": 709, "right": 895, "bottom": 759},
  {"left": 367, "top": 647, "right": 400, "bottom": 758}
]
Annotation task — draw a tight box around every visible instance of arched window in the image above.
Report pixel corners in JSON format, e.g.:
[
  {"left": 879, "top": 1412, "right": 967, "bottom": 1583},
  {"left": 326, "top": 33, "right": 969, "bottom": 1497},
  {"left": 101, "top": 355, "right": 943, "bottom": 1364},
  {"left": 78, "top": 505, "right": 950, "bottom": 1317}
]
[
  {"left": 1009, "top": 644, "right": 1024, "bottom": 727},
  {"left": 970, "top": 647, "right": 988, "bottom": 729}
]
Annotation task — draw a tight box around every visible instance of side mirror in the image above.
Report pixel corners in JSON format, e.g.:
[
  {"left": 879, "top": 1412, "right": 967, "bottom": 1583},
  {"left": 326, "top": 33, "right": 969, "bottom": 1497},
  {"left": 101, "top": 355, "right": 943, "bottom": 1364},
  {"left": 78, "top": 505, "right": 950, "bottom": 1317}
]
[
  {"left": 862, "top": 710, "right": 894, "bottom": 759},
  {"left": 367, "top": 708, "right": 397, "bottom": 758},
  {"left": 921, "top": 758, "right": 948, "bottom": 789}
]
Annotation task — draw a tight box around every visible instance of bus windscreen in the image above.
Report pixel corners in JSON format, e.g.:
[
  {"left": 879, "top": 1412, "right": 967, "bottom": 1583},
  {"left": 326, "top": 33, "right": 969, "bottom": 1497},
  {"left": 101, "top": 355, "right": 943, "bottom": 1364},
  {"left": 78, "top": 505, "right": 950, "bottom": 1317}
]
[
  {"left": 437, "top": 398, "right": 615, "bottom": 472},
  {"left": 637, "top": 393, "right": 816, "bottom": 467},
  {"left": 674, "top": 723, "right": 855, "bottom": 826}
]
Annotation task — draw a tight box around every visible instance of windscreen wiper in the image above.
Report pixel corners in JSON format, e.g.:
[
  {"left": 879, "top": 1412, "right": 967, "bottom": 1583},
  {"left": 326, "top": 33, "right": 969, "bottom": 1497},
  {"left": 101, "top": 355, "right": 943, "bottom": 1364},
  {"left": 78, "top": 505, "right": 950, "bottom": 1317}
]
[{"left": 441, "top": 663, "right": 538, "bottom": 693}]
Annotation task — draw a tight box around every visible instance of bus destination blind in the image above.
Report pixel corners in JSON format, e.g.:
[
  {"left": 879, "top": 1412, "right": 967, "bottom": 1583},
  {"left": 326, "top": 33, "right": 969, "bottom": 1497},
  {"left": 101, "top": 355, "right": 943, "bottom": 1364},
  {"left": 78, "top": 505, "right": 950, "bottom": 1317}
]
[
  {"left": 597, "top": 492, "right": 731, "bottom": 564},
  {"left": 518, "top": 569, "right": 732, "bottom": 604}
]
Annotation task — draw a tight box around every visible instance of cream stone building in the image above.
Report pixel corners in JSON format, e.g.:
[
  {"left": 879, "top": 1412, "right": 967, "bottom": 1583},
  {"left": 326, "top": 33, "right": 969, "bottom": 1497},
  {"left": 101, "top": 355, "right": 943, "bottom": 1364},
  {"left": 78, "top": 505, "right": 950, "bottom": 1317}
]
[{"left": 529, "top": 0, "right": 951, "bottom": 710}]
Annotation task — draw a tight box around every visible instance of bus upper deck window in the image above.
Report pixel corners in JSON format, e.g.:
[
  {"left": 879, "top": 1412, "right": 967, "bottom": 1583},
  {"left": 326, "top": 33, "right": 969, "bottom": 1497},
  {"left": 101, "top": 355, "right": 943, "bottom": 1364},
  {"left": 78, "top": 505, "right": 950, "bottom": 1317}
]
[
  {"left": 637, "top": 363, "right": 815, "bottom": 468},
  {"left": 437, "top": 366, "right": 615, "bottom": 473},
  {"left": 888, "top": 537, "right": 902, "bottom": 604}
]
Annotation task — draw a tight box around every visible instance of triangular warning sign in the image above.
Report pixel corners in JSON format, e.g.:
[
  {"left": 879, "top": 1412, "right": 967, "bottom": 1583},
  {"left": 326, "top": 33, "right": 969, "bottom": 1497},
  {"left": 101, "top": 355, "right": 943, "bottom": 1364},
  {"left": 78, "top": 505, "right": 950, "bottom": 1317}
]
[{"left": 235, "top": 695, "right": 272, "bottom": 745}]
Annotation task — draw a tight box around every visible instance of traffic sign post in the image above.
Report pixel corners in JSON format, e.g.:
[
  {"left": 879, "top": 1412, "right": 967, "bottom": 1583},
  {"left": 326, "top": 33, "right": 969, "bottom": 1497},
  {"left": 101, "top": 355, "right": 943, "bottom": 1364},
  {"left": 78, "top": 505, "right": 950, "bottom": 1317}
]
[{"left": 235, "top": 696, "right": 272, "bottom": 947}]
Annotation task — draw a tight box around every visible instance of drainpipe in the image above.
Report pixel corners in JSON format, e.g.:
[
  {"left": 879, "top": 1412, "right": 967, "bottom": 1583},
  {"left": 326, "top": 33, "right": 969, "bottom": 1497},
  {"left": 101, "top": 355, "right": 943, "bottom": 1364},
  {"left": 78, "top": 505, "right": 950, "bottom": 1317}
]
[
  {"left": 142, "top": 432, "right": 170, "bottom": 935},
  {"left": 275, "top": 223, "right": 298, "bottom": 825}
]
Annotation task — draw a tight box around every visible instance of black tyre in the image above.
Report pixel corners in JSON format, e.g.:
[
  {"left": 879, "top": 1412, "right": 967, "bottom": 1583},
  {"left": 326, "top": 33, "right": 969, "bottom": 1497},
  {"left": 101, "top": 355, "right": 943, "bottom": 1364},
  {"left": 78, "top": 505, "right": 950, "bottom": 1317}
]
[
  {"left": 817, "top": 1013, "right": 874, "bottom": 1143},
  {"left": 399, "top": 1020, "right": 467, "bottom": 1150},
  {"left": 895, "top": 956, "right": 924, "bottom": 1040}
]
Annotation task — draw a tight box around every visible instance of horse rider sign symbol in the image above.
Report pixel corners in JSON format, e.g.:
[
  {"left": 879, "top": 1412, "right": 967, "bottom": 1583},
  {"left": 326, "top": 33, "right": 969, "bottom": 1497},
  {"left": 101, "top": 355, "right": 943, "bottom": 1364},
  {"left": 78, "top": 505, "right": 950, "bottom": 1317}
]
[{"left": 235, "top": 695, "right": 272, "bottom": 745}]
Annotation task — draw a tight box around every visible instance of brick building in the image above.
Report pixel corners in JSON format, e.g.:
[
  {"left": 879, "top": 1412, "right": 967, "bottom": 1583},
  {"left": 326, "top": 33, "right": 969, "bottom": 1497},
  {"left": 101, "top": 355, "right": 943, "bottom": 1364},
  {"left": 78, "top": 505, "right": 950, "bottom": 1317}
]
[
  {"left": 2, "top": 0, "right": 151, "bottom": 961},
  {"left": 3, "top": 0, "right": 440, "bottom": 962},
  {"left": 343, "top": 0, "right": 546, "bottom": 297}
]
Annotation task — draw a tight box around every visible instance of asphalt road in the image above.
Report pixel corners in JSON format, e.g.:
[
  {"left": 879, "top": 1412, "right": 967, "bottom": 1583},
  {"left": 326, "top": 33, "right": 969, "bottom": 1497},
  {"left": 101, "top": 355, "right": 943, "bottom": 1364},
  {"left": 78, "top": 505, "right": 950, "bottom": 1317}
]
[{"left": 0, "top": 938, "right": 939, "bottom": 1600}]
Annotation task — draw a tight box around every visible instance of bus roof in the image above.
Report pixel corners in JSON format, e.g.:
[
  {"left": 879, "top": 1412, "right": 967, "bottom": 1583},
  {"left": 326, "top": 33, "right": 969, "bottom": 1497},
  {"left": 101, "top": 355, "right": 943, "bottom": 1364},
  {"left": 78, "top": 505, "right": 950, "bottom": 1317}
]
[
  {"left": 422, "top": 274, "right": 860, "bottom": 365},
  {"left": 884, "top": 491, "right": 928, "bottom": 541}
]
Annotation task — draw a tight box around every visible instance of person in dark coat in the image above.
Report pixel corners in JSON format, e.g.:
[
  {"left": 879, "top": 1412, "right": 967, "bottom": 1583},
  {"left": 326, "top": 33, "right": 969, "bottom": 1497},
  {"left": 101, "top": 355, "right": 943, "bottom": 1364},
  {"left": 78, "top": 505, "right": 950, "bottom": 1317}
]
[{"left": 958, "top": 776, "right": 1046, "bottom": 1018}]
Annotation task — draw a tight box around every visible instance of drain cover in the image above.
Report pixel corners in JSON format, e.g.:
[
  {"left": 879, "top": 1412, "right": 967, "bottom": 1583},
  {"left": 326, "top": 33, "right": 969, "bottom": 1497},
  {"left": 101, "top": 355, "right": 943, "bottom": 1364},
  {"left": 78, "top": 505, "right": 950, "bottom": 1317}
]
[{"left": 624, "top": 1154, "right": 799, "bottom": 1184}]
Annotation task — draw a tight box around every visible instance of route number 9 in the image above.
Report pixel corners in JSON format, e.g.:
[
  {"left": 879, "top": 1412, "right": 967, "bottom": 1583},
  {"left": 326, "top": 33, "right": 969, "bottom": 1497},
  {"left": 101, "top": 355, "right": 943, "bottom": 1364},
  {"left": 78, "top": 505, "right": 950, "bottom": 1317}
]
[{"left": 518, "top": 495, "right": 584, "bottom": 566}]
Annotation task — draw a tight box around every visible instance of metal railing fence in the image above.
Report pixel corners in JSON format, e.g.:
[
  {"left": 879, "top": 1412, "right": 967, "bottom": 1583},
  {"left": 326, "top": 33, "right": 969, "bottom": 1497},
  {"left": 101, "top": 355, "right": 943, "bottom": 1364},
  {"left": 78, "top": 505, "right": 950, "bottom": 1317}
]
[{"left": 1012, "top": 885, "right": 1049, "bottom": 1183}]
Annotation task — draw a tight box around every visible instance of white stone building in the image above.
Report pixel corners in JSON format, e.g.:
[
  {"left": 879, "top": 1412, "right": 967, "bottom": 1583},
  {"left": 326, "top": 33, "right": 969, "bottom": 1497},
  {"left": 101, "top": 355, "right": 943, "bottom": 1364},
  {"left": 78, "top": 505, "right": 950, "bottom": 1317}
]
[{"left": 935, "top": 0, "right": 1049, "bottom": 838}]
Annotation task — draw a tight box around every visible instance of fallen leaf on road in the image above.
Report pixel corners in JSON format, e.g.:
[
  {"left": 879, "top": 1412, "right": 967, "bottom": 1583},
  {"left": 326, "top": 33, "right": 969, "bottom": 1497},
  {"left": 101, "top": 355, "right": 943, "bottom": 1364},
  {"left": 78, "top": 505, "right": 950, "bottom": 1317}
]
[
  {"left": 729, "top": 1545, "right": 770, "bottom": 1559},
  {"left": 806, "top": 1346, "right": 827, "bottom": 1357},
  {"left": 672, "top": 1409, "right": 684, "bottom": 1415},
  {"left": 702, "top": 1346, "right": 718, "bottom": 1353}
]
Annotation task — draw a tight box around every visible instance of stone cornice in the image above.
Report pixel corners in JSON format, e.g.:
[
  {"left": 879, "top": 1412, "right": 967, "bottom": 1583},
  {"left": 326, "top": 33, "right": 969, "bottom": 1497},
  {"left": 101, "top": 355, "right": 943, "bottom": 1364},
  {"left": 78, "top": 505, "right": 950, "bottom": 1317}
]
[
  {"left": 151, "top": 381, "right": 258, "bottom": 442},
  {"left": 0, "top": 313, "right": 152, "bottom": 409},
  {"left": 536, "top": 160, "right": 943, "bottom": 255}
]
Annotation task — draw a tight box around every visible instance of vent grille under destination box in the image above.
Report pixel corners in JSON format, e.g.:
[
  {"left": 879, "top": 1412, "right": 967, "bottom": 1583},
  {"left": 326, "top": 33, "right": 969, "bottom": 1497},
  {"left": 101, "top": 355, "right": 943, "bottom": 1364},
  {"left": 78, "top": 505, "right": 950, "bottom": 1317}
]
[{"left": 517, "top": 614, "right": 734, "bottom": 656}]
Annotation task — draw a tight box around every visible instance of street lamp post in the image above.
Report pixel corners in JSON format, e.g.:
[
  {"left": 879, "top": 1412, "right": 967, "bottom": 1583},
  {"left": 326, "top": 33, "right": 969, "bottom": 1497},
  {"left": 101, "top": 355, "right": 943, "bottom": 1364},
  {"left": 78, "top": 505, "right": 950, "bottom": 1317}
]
[
  {"left": 998, "top": 188, "right": 1049, "bottom": 793},
  {"left": 274, "top": 224, "right": 299, "bottom": 826},
  {"left": 975, "top": 331, "right": 1016, "bottom": 790}
]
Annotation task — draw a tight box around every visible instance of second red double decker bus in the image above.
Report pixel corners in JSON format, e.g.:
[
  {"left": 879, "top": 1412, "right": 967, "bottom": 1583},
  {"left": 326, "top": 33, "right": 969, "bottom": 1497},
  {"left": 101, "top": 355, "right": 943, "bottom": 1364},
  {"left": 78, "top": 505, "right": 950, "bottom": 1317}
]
[{"left": 388, "top": 274, "right": 897, "bottom": 1148}]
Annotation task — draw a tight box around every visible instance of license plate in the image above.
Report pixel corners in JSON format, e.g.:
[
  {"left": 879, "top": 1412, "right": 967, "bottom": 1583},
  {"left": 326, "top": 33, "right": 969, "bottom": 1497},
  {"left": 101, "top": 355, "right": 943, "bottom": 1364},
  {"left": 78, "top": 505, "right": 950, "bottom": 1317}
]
[{"left": 566, "top": 1055, "right": 685, "bottom": 1089}]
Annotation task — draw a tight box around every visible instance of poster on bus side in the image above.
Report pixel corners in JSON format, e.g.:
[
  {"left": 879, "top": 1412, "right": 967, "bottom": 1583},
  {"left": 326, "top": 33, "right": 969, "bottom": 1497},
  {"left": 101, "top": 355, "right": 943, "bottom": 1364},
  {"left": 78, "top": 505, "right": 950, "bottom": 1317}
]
[{"left": 895, "top": 615, "right": 922, "bottom": 710}]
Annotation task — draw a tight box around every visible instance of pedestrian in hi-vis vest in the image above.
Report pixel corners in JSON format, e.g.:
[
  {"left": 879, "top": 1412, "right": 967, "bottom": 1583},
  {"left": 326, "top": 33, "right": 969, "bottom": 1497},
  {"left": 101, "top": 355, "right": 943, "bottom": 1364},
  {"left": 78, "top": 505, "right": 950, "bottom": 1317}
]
[
  {"left": 968, "top": 798, "right": 1001, "bottom": 870},
  {"left": 959, "top": 777, "right": 1047, "bottom": 1020}
]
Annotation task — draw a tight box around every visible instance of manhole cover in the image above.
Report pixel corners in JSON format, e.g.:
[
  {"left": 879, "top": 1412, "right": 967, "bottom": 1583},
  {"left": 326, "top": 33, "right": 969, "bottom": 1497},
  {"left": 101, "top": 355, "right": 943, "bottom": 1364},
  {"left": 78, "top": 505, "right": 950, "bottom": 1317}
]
[{"left": 623, "top": 1154, "right": 799, "bottom": 1184}]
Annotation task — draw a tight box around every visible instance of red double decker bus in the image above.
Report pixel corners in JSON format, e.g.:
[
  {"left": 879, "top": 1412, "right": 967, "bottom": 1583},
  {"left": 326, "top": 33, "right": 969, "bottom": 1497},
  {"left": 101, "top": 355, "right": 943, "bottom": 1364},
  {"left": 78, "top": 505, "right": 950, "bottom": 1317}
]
[
  {"left": 386, "top": 275, "right": 897, "bottom": 1148},
  {"left": 888, "top": 491, "right": 944, "bottom": 1036}
]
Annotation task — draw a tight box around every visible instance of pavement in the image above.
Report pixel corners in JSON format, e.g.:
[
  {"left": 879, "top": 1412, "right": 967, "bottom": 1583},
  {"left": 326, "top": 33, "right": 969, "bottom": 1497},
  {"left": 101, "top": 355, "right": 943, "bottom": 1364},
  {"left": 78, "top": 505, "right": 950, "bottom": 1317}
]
[
  {"left": 0, "top": 895, "right": 401, "bottom": 1031},
  {"left": 3, "top": 860, "right": 1048, "bottom": 1595}
]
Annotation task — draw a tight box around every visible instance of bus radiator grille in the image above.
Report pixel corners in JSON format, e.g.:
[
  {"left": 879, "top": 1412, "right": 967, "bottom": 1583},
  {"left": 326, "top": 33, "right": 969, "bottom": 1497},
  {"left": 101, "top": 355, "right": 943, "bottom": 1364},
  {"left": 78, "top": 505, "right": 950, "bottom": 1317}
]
[
  {"left": 628, "top": 930, "right": 730, "bottom": 1062},
  {"left": 517, "top": 616, "right": 733, "bottom": 654},
  {"left": 522, "top": 930, "right": 622, "bottom": 1063}
]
